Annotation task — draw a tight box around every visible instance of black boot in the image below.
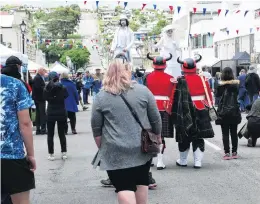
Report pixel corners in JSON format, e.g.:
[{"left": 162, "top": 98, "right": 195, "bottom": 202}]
[
  {"left": 148, "top": 172, "right": 157, "bottom": 190},
  {"left": 100, "top": 178, "right": 113, "bottom": 187}
]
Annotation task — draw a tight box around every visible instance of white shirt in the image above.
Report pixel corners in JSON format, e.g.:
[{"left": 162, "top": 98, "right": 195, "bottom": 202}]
[{"left": 117, "top": 28, "right": 128, "bottom": 48}]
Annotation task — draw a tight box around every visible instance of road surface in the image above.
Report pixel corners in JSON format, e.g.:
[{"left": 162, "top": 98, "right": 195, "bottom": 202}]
[
  {"left": 78, "top": 13, "right": 103, "bottom": 71},
  {"left": 30, "top": 12, "right": 260, "bottom": 204}
]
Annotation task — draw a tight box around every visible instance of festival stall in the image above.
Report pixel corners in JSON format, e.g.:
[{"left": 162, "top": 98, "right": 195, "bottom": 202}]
[
  {"left": 28, "top": 60, "right": 49, "bottom": 77},
  {"left": 50, "top": 61, "right": 70, "bottom": 74},
  {"left": 0, "top": 44, "right": 28, "bottom": 67}
]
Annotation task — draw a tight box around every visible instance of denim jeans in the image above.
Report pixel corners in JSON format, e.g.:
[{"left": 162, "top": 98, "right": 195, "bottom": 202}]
[{"left": 93, "top": 92, "right": 97, "bottom": 103}]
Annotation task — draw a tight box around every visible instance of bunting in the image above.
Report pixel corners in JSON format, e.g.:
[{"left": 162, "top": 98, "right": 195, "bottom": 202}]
[
  {"left": 153, "top": 4, "right": 157, "bottom": 10},
  {"left": 218, "top": 9, "right": 221, "bottom": 16},
  {"left": 118, "top": 1, "right": 120, "bottom": 5},
  {"left": 169, "top": 6, "right": 173, "bottom": 14},
  {"left": 257, "top": 27, "right": 259, "bottom": 32},
  {"left": 84, "top": 1, "right": 87, "bottom": 4},
  {"left": 193, "top": 7, "right": 197, "bottom": 13},
  {"left": 96, "top": 1, "right": 99, "bottom": 8},
  {"left": 177, "top": 6, "right": 181, "bottom": 14},
  {"left": 236, "top": 29, "right": 239, "bottom": 34},
  {"left": 124, "top": 2, "right": 128, "bottom": 8},
  {"left": 244, "top": 10, "right": 249, "bottom": 17},
  {"left": 226, "top": 30, "right": 229, "bottom": 35},
  {"left": 225, "top": 9, "right": 229, "bottom": 16},
  {"left": 141, "top": 3, "right": 146, "bottom": 10},
  {"left": 236, "top": 10, "right": 240, "bottom": 13},
  {"left": 250, "top": 28, "right": 253, "bottom": 33},
  {"left": 203, "top": 8, "right": 206, "bottom": 15}
]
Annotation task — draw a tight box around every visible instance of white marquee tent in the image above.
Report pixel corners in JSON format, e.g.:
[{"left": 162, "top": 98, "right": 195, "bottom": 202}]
[
  {"left": 0, "top": 44, "right": 28, "bottom": 66},
  {"left": 50, "top": 62, "right": 69, "bottom": 74}
]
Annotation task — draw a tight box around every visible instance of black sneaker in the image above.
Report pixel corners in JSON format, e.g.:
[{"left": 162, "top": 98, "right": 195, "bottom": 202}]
[
  {"left": 148, "top": 172, "right": 157, "bottom": 190},
  {"left": 100, "top": 178, "right": 113, "bottom": 187},
  {"left": 36, "top": 130, "right": 41, "bottom": 135}
]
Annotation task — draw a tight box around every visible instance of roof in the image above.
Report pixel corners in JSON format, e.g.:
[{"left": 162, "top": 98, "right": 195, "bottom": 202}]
[
  {"left": 232, "top": 51, "right": 250, "bottom": 60},
  {"left": 0, "top": 14, "right": 14, "bottom": 28}
]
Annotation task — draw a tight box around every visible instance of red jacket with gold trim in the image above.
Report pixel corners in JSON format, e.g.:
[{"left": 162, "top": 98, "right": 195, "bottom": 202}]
[
  {"left": 184, "top": 73, "right": 213, "bottom": 110},
  {"left": 145, "top": 70, "right": 176, "bottom": 112}
]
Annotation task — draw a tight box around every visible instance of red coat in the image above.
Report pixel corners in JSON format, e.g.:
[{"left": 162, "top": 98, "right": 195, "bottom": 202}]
[
  {"left": 184, "top": 73, "right": 213, "bottom": 110},
  {"left": 145, "top": 70, "right": 176, "bottom": 112}
]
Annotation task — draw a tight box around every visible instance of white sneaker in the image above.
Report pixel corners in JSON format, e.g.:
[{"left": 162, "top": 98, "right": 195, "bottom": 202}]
[
  {"left": 61, "top": 152, "right": 68, "bottom": 160},
  {"left": 48, "top": 154, "right": 55, "bottom": 161}
]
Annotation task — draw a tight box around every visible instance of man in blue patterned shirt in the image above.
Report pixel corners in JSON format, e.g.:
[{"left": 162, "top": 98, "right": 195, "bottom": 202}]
[{"left": 1, "top": 73, "right": 36, "bottom": 203}]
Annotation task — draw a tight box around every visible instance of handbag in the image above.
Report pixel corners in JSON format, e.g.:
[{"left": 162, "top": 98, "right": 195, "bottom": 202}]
[
  {"left": 120, "top": 94, "right": 160, "bottom": 155},
  {"left": 238, "top": 122, "right": 249, "bottom": 139},
  {"left": 200, "top": 76, "right": 218, "bottom": 121}
]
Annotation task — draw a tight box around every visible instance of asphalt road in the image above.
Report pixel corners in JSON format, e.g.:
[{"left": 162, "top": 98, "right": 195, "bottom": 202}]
[
  {"left": 30, "top": 12, "right": 260, "bottom": 204},
  {"left": 31, "top": 105, "right": 260, "bottom": 204}
]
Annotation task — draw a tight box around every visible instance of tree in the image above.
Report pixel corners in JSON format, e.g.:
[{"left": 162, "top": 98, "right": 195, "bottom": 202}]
[
  {"left": 129, "top": 21, "right": 140, "bottom": 32},
  {"left": 60, "top": 48, "right": 91, "bottom": 69},
  {"left": 45, "top": 6, "right": 80, "bottom": 39},
  {"left": 149, "top": 19, "right": 168, "bottom": 36},
  {"left": 138, "top": 14, "right": 147, "bottom": 25},
  {"left": 39, "top": 44, "right": 70, "bottom": 64}
]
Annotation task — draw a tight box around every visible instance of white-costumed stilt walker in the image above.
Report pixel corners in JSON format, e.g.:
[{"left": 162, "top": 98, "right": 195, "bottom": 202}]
[
  {"left": 154, "top": 25, "right": 182, "bottom": 78},
  {"left": 110, "top": 14, "right": 134, "bottom": 63}
]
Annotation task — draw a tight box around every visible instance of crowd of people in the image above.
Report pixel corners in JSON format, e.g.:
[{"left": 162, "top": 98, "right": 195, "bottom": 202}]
[{"left": 1, "top": 53, "right": 260, "bottom": 204}]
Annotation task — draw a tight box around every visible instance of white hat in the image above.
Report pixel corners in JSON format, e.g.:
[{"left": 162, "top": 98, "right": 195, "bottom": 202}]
[
  {"left": 119, "top": 14, "right": 127, "bottom": 20},
  {"left": 163, "top": 24, "right": 179, "bottom": 32}
]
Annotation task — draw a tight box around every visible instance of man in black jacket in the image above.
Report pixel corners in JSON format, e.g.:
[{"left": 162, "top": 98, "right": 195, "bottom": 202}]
[
  {"left": 32, "top": 68, "right": 47, "bottom": 135},
  {"left": 245, "top": 65, "right": 260, "bottom": 105}
]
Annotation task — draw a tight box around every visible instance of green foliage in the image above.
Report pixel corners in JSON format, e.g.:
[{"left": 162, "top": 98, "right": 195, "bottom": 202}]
[
  {"left": 133, "top": 9, "right": 141, "bottom": 16},
  {"left": 149, "top": 19, "right": 168, "bottom": 36},
  {"left": 129, "top": 21, "right": 140, "bottom": 32},
  {"left": 33, "top": 10, "right": 46, "bottom": 20},
  {"left": 115, "top": 6, "right": 123, "bottom": 14},
  {"left": 39, "top": 44, "right": 70, "bottom": 64},
  {"left": 0, "top": 4, "right": 13, "bottom": 11},
  {"left": 138, "top": 14, "right": 147, "bottom": 24},
  {"left": 45, "top": 6, "right": 81, "bottom": 39},
  {"left": 60, "top": 48, "right": 90, "bottom": 69},
  {"left": 67, "top": 34, "right": 82, "bottom": 39}
]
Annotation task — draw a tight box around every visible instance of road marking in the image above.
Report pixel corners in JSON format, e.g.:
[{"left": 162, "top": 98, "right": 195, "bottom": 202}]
[{"left": 204, "top": 139, "right": 222, "bottom": 151}]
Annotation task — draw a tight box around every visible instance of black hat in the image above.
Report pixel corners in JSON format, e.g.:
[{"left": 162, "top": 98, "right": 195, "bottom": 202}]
[
  {"left": 147, "top": 53, "right": 172, "bottom": 69},
  {"left": 5, "top": 56, "right": 22, "bottom": 66},
  {"left": 177, "top": 55, "right": 202, "bottom": 73}
]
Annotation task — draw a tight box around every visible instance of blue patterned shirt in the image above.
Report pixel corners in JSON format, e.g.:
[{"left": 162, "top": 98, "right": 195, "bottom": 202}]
[{"left": 0, "top": 74, "right": 34, "bottom": 159}]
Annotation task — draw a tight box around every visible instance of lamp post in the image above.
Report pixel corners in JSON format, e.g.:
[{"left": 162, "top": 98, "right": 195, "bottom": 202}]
[{"left": 20, "top": 20, "right": 26, "bottom": 54}]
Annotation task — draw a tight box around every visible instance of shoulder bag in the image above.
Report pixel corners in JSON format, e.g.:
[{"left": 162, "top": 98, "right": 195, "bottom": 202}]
[
  {"left": 120, "top": 94, "right": 160, "bottom": 155},
  {"left": 200, "top": 76, "right": 218, "bottom": 121}
]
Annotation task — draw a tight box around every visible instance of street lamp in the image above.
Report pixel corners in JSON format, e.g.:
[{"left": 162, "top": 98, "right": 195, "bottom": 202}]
[{"left": 20, "top": 20, "right": 26, "bottom": 54}]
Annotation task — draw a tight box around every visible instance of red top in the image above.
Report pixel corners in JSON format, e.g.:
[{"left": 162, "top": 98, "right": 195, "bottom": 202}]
[
  {"left": 184, "top": 73, "right": 213, "bottom": 110},
  {"left": 25, "top": 82, "right": 32, "bottom": 93},
  {"left": 146, "top": 70, "right": 176, "bottom": 112}
]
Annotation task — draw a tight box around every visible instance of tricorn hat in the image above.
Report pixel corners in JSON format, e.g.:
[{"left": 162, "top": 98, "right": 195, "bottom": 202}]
[{"left": 147, "top": 53, "right": 172, "bottom": 69}]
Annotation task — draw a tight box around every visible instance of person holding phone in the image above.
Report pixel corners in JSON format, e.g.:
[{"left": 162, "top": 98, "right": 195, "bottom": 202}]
[{"left": 1, "top": 73, "right": 36, "bottom": 204}]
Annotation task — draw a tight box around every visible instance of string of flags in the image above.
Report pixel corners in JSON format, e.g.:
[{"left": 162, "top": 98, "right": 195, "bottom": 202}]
[
  {"left": 83, "top": 1, "right": 256, "bottom": 17},
  {"left": 189, "top": 26, "right": 259, "bottom": 38}
]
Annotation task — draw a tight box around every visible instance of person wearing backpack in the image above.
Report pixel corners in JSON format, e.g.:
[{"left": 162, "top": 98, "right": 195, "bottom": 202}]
[{"left": 216, "top": 67, "right": 242, "bottom": 160}]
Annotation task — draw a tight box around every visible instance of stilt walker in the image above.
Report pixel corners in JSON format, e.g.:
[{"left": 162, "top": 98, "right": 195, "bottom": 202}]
[
  {"left": 154, "top": 25, "right": 182, "bottom": 78},
  {"left": 172, "top": 55, "right": 214, "bottom": 168},
  {"left": 145, "top": 53, "right": 176, "bottom": 170}
]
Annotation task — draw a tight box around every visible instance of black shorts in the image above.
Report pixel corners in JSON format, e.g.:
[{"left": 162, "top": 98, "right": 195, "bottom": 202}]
[
  {"left": 1, "top": 158, "right": 35, "bottom": 195},
  {"left": 107, "top": 160, "right": 151, "bottom": 193}
]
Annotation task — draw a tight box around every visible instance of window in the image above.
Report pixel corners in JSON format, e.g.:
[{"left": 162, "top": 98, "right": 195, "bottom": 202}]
[{"left": 203, "top": 35, "right": 207, "bottom": 47}]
